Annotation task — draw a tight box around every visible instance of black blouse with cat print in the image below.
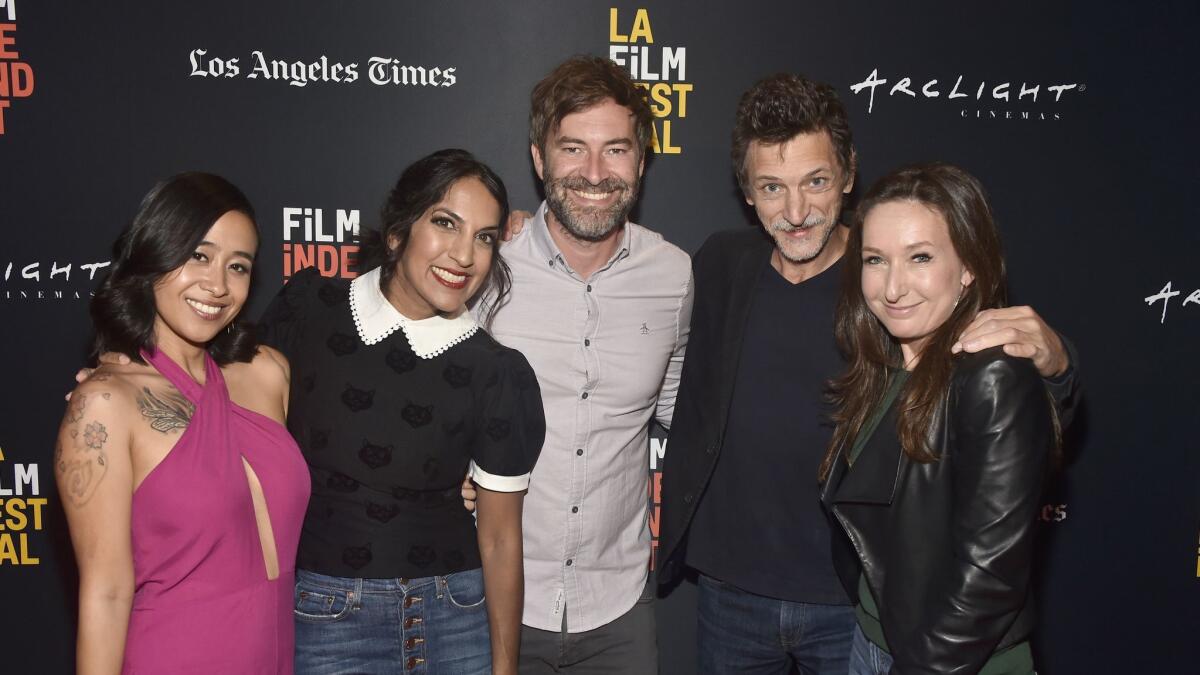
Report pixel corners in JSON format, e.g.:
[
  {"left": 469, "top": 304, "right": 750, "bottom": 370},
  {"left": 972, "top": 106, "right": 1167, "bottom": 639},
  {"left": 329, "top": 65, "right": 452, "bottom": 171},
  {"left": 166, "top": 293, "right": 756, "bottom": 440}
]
[{"left": 258, "top": 267, "right": 545, "bottom": 578}]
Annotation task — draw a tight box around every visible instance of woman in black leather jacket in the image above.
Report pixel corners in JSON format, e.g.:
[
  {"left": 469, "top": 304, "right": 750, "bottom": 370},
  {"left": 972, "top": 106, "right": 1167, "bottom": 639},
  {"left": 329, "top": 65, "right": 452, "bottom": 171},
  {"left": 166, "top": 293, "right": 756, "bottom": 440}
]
[{"left": 819, "top": 163, "right": 1057, "bottom": 675}]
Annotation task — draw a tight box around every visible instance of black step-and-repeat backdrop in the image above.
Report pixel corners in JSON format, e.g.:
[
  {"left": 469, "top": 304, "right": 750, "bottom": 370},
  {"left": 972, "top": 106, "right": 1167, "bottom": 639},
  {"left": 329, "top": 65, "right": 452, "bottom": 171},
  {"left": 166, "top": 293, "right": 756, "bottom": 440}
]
[{"left": 2, "top": 2, "right": 1197, "bottom": 673}]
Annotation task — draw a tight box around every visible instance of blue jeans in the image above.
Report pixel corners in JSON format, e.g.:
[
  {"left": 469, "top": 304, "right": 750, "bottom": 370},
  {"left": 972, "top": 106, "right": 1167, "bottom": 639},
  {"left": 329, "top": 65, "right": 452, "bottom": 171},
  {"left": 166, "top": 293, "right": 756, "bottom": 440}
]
[
  {"left": 848, "top": 625, "right": 892, "bottom": 675},
  {"left": 697, "top": 574, "right": 855, "bottom": 675},
  {"left": 294, "top": 568, "right": 491, "bottom": 675}
]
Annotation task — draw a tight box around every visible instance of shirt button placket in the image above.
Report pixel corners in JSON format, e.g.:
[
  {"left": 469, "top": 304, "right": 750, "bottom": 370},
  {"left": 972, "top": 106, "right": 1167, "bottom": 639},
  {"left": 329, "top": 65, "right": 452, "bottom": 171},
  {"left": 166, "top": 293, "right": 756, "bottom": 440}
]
[{"left": 567, "top": 276, "right": 598, "bottom": 609}]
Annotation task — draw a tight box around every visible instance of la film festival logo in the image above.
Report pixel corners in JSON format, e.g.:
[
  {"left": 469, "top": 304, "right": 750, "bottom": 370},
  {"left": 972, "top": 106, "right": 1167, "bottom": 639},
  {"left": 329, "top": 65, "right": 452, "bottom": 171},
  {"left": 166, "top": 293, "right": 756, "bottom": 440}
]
[
  {"left": 849, "top": 68, "right": 1084, "bottom": 121},
  {"left": 0, "top": 0, "right": 35, "bottom": 135},
  {"left": 608, "top": 7, "right": 691, "bottom": 154},
  {"left": 188, "top": 49, "right": 456, "bottom": 88},
  {"left": 0, "top": 444, "right": 48, "bottom": 566}
]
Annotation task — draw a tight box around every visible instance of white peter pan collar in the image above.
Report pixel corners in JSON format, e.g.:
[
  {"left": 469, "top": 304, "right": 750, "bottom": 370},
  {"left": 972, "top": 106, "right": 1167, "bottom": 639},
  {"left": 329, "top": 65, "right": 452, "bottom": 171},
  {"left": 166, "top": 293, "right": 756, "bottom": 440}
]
[{"left": 348, "top": 267, "right": 478, "bottom": 358}]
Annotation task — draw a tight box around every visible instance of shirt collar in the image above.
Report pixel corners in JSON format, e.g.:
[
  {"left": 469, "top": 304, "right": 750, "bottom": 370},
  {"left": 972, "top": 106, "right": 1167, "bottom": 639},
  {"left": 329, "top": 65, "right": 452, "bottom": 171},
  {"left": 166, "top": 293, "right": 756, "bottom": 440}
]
[
  {"left": 529, "top": 201, "right": 633, "bottom": 275},
  {"left": 349, "top": 267, "right": 478, "bottom": 358}
]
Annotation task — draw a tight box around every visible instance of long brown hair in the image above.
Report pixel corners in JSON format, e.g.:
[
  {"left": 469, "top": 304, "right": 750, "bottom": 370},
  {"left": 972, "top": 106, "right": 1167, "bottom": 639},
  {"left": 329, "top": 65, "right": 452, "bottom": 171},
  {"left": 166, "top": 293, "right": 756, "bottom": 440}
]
[{"left": 820, "top": 163, "right": 1008, "bottom": 481}]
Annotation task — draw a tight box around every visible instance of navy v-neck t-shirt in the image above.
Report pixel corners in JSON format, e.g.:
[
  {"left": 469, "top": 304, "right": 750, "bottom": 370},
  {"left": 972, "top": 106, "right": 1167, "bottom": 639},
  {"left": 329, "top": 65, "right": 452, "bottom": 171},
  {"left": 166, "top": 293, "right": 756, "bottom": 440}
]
[{"left": 686, "top": 257, "right": 849, "bottom": 605}]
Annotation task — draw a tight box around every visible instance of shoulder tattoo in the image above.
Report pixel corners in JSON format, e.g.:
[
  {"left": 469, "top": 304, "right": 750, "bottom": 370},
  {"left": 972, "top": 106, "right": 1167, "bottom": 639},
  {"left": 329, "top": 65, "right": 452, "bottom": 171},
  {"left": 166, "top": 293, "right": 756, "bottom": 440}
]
[{"left": 57, "top": 391, "right": 113, "bottom": 507}]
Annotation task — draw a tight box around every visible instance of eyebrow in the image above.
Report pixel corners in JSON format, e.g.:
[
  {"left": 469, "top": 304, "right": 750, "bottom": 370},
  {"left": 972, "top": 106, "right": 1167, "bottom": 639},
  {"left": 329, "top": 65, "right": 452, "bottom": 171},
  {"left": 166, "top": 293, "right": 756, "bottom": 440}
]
[
  {"left": 198, "top": 240, "right": 256, "bottom": 260},
  {"left": 432, "top": 207, "right": 464, "bottom": 223},
  {"left": 861, "top": 241, "right": 936, "bottom": 254},
  {"left": 556, "top": 135, "right": 634, "bottom": 147},
  {"left": 754, "top": 167, "right": 832, "bottom": 182}
]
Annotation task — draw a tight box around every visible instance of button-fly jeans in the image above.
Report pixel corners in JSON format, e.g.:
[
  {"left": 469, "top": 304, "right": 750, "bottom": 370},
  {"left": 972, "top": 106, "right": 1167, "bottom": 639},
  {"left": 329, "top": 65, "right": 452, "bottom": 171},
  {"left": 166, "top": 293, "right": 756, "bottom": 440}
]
[{"left": 294, "top": 567, "right": 490, "bottom": 674}]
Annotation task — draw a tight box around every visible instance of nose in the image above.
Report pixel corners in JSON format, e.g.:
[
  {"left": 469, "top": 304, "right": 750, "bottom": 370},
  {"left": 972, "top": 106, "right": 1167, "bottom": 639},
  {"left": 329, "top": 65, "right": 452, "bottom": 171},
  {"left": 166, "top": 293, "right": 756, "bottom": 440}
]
[
  {"left": 447, "top": 229, "right": 476, "bottom": 270},
  {"left": 199, "top": 265, "right": 229, "bottom": 297},
  {"left": 582, "top": 151, "right": 606, "bottom": 186},
  {"left": 784, "top": 190, "right": 808, "bottom": 226},
  {"left": 884, "top": 266, "right": 907, "bottom": 303}
]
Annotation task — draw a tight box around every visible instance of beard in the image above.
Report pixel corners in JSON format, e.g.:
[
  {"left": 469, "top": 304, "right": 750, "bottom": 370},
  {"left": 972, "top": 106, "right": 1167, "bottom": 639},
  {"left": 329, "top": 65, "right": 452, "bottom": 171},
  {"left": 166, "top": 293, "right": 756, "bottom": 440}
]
[
  {"left": 544, "top": 174, "right": 639, "bottom": 242},
  {"left": 768, "top": 214, "right": 837, "bottom": 263}
]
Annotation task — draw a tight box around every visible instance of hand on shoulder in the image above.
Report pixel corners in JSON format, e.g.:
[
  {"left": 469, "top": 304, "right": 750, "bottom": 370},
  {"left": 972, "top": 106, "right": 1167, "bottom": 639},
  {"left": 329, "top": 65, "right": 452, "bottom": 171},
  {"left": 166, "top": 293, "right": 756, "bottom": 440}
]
[{"left": 953, "top": 346, "right": 1043, "bottom": 397}]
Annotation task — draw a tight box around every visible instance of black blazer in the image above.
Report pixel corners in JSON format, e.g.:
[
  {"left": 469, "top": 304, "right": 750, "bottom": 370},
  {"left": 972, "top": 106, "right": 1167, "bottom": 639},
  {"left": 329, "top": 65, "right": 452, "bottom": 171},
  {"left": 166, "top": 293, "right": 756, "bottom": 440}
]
[
  {"left": 819, "top": 348, "right": 1054, "bottom": 675},
  {"left": 657, "top": 227, "right": 775, "bottom": 586},
  {"left": 657, "top": 225, "right": 1080, "bottom": 589}
]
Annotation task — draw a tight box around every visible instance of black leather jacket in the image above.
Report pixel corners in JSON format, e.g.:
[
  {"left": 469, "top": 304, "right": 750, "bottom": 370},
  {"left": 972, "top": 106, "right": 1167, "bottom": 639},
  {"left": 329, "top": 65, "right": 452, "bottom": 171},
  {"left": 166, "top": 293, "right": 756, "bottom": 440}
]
[{"left": 819, "top": 348, "right": 1055, "bottom": 675}]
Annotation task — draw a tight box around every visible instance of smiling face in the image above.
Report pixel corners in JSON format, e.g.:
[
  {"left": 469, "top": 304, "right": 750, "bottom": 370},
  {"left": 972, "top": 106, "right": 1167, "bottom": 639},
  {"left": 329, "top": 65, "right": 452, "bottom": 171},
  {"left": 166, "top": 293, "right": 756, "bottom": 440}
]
[
  {"left": 152, "top": 210, "right": 258, "bottom": 350},
  {"left": 860, "top": 199, "right": 974, "bottom": 365},
  {"left": 531, "top": 97, "right": 644, "bottom": 242},
  {"left": 386, "top": 176, "right": 501, "bottom": 319},
  {"left": 744, "top": 131, "right": 854, "bottom": 272}
]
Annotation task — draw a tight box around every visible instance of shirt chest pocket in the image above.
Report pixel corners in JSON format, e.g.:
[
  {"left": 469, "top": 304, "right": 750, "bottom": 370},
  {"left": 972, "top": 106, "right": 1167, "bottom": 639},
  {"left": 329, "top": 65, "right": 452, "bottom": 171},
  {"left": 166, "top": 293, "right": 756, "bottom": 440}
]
[{"left": 592, "top": 315, "right": 677, "bottom": 399}]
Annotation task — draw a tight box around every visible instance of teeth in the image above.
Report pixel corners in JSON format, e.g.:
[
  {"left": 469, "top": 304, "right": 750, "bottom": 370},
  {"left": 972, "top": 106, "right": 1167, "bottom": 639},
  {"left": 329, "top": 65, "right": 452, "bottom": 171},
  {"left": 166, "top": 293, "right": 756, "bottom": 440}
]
[
  {"left": 572, "top": 189, "right": 612, "bottom": 201},
  {"left": 432, "top": 267, "right": 466, "bottom": 284},
  {"left": 186, "top": 298, "right": 221, "bottom": 315}
]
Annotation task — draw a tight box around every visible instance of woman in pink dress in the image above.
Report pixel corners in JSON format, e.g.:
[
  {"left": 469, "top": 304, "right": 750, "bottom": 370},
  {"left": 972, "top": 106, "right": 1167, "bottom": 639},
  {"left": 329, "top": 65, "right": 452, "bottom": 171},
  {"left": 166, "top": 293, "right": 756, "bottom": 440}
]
[{"left": 56, "top": 173, "right": 311, "bottom": 674}]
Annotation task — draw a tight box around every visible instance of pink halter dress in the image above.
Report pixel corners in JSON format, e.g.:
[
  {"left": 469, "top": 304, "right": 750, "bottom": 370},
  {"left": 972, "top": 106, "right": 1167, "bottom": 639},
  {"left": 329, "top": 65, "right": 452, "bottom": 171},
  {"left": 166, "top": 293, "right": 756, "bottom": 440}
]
[{"left": 122, "top": 349, "right": 310, "bottom": 674}]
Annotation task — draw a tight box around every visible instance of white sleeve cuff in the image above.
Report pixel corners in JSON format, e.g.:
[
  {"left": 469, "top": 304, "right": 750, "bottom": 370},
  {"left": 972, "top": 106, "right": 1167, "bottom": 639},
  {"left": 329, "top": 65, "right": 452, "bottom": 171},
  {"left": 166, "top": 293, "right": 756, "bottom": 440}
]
[{"left": 469, "top": 460, "right": 531, "bottom": 492}]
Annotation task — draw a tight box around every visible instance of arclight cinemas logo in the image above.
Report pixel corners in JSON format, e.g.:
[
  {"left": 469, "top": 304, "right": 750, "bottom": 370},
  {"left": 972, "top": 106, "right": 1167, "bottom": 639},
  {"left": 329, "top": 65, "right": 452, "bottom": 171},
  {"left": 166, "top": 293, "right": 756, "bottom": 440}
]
[
  {"left": 2, "top": 258, "right": 110, "bottom": 300},
  {"left": 849, "top": 68, "right": 1084, "bottom": 121}
]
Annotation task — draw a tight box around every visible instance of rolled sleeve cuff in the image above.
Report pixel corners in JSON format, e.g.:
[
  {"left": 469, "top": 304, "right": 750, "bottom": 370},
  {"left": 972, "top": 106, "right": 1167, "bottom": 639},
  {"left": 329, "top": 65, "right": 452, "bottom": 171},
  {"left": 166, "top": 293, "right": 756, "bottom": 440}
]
[{"left": 469, "top": 460, "right": 531, "bottom": 492}]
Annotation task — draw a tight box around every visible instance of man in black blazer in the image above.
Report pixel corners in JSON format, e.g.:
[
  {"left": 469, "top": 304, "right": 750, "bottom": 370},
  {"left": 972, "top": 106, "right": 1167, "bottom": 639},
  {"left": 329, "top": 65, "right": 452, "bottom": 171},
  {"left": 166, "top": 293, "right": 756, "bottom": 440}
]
[{"left": 656, "top": 74, "right": 1078, "bottom": 674}]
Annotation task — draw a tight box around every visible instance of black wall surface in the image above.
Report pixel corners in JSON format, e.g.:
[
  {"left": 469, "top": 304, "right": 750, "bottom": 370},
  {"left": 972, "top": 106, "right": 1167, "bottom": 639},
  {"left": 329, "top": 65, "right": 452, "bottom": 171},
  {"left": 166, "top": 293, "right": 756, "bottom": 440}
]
[{"left": 2, "top": 2, "right": 1197, "bottom": 672}]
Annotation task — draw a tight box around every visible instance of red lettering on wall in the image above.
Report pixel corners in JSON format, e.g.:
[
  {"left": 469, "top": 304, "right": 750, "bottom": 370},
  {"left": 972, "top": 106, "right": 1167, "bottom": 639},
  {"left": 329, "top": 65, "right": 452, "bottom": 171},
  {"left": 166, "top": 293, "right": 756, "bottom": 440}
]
[
  {"left": 282, "top": 243, "right": 361, "bottom": 281},
  {"left": 0, "top": 24, "right": 17, "bottom": 59},
  {"left": 0, "top": 61, "right": 34, "bottom": 97}
]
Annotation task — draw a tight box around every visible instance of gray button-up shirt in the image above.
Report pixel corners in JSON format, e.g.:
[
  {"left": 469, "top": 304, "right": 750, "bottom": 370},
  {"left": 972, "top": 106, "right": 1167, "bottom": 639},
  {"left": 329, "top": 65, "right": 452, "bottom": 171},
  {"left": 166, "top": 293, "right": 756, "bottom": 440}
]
[{"left": 478, "top": 202, "right": 692, "bottom": 632}]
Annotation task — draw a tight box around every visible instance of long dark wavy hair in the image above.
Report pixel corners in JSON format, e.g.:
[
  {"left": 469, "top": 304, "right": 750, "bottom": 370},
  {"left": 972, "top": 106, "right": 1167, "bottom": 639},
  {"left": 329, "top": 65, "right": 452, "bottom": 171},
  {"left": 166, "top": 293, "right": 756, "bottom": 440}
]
[
  {"left": 356, "top": 148, "right": 512, "bottom": 326},
  {"left": 820, "top": 163, "right": 1011, "bottom": 481},
  {"left": 89, "top": 172, "right": 260, "bottom": 366}
]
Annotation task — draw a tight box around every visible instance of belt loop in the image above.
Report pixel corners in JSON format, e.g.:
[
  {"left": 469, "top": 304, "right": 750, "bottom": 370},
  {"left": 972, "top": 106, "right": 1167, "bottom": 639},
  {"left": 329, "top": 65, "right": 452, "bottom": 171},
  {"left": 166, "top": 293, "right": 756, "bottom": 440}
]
[
  {"left": 436, "top": 575, "right": 446, "bottom": 600},
  {"left": 351, "top": 577, "right": 363, "bottom": 609}
]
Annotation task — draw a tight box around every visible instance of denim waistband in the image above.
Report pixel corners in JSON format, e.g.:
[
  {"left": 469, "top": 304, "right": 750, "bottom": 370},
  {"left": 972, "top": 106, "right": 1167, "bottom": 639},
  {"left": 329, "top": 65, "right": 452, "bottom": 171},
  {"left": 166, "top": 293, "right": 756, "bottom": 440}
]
[{"left": 296, "top": 567, "right": 480, "bottom": 594}]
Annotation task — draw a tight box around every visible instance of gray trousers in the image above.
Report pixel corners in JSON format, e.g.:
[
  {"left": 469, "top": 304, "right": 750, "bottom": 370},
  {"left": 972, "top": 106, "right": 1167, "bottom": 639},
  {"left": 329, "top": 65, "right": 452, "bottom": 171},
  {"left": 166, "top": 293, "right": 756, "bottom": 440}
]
[{"left": 518, "top": 579, "right": 657, "bottom": 674}]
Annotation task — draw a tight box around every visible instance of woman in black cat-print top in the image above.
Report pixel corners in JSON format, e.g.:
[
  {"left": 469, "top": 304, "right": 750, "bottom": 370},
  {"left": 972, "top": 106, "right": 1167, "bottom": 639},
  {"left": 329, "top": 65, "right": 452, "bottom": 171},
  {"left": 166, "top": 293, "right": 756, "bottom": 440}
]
[{"left": 259, "top": 149, "right": 545, "bottom": 675}]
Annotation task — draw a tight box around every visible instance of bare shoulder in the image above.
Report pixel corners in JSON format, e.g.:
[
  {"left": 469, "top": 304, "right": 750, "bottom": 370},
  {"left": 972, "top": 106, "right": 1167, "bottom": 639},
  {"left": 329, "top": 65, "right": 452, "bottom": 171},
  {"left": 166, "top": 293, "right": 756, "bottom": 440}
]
[
  {"left": 65, "top": 362, "right": 148, "bottom": 420},
  {"left": 256, "top": 344, "right": 291, "bottom": 380},
  {"left": 225, "top": 346, "right": 290, "bottom": 392},
  {"left": 57, "top": 365, "right": 147, "bottom": 508},
  {"left": 223, "top": 346, "right": 290, "bottom": 422}
]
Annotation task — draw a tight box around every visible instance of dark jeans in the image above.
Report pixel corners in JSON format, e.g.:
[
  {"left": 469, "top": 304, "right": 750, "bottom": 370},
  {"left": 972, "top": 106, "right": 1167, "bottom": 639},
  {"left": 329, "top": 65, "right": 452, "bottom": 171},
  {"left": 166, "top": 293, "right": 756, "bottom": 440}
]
[
  {"left": 518, "top": 578, "right": 657, "bottom": 674},
  {"left": 696, "top": 574, "right": 855, "bottom": 675},
  {"left": 848, "top": 625, "right": 893, "bottom": 675},
  {"left": 294, "top": 567, "right": 491, "bottom": 675}
]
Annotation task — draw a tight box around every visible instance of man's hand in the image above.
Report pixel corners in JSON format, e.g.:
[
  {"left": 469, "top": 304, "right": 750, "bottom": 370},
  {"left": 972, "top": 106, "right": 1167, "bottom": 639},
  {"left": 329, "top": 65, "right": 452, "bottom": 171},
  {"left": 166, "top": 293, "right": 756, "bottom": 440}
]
[
  {"left": 66, "top": 353, "right": 131, "bottom": 400},
  {"left": 953, "top": 306, "right": 1069, "bottom": 378},
  {"left": 461, "top": 474, "right": 478, "bottom": 512},
  {"left": 503, "top": 210, "right": 533, "bottom": 242}
]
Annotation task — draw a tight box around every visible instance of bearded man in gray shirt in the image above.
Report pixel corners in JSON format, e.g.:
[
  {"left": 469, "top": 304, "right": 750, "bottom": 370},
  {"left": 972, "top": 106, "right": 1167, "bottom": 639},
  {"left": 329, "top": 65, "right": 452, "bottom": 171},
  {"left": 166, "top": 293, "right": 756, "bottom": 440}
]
[{"left": 477, "top": 55, "right": 692, "bottom": 674}]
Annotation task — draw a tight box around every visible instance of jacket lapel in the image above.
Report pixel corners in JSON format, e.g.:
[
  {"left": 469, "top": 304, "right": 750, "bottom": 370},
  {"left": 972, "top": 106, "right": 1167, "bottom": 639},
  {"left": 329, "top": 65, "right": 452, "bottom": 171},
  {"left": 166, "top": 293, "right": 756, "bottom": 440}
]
[
  {"left": 827, "top": 434, "right": 905, "bottom": 506},
  {"left": 717, "top": 236, "right": 772, "bottom": 421}
]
